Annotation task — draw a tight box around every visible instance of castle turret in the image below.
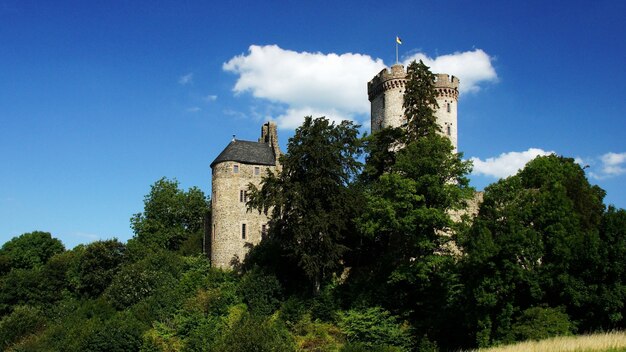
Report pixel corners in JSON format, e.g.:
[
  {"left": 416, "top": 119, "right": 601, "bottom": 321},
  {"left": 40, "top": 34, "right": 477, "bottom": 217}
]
[
  {"left": 209, "top": 122, "right": 281, "bottom": 268},
  {"left": 367, "top": 64, "right": 460, "bottom": 150}
]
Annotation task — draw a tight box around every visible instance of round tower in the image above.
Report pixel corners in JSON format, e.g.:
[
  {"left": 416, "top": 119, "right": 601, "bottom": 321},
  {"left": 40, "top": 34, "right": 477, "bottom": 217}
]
[
  {"left": 209, "top": 122, "right": 280, "bottom": 268},
  {"left": 367, "top": 64, "right": 460, "bottom": 150}
]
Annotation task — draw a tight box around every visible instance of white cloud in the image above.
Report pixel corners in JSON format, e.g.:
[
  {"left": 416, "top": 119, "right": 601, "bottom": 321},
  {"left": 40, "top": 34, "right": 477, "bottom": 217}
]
[
  {"left": 274, "top": 107, "right": 353, "bottom": 130},
  {"left": 186, "top": 107, "right": 201, "bottom": 113},
  {"left": 471, "top": 148, "right": 554, "bottom": 179},
  {"left": 178, "top": 73, "right": 193, "bottom": 85},
  {"left": 403, "top": 49, "right": 498, "bottom": 94},
  {"left": 223, "top": 45, "right": 498, "bottom": 130},
  {"left": 224, "top": 45, "right": 385, "bottom": 117},
  {"left": 589, "top": 152, "right": 626, "bottom": 179},
  {"left": 204, "top": 94, "right": 218, "bottom": 102}
]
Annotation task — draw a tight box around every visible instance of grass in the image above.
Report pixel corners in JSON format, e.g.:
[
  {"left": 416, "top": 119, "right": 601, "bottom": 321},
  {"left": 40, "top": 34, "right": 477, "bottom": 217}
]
[{"left": 474, "top": 331, "right": 626, "bottom": 352}]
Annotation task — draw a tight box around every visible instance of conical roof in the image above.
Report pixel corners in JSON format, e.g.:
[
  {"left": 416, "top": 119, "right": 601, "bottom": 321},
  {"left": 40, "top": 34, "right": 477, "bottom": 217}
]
[{"left": 210, "top": 139, "right": 276, "bottom": 167}]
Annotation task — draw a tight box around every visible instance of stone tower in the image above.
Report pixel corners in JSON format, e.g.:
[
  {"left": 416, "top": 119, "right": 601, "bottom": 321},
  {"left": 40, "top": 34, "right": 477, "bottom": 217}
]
[
  {"left": 367, "top": 64, "right": 460, "bottom": 150},
  {"left": 210, "top": 122, "right": 281, "bottom": 268}
]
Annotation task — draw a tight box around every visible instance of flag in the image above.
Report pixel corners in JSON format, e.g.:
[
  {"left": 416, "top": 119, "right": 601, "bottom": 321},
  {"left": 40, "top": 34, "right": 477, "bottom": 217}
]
[{"left": 396, "top": 36, "right": 402, "bottom": 45}]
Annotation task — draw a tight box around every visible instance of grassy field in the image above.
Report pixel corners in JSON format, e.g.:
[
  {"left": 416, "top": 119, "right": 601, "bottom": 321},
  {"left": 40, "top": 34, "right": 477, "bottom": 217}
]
[{"left": 474, "top": 331, "right": 626, "bottom": 352}]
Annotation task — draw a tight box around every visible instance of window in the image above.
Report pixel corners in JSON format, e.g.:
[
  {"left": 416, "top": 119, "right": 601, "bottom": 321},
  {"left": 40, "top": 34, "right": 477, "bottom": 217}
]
[
  {"left": 233, "top": 164, "right": 239, "bottom": 173},
  {"left": 254, "top": 166, "right": 260, "bottom": 175},
  {"left": 240, "top": 190, "right": 248, "bottom": 203},
  {"left": 447, "top": 125, "right": 451, "bottom": 136},
  {"left": 240, "top": 190, "right": 244, "bottom": 202},
  {"left": 381, "top": 96, "right": 385, "bottom": 109},
  {"left": 261, "top": 224, "right": 267, "bottom": 239},
  {"left": 447, "top": 103, "right": 451, "bottom": 113},
  {"left": 241, "top": 224, "right": 246, "bottom": 239}
]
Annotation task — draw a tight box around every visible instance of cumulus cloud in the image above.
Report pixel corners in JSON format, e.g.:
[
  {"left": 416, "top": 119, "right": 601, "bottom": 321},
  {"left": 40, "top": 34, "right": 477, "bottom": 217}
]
[
  {"left": 224, "top": 45, "right": 385, "bottom": 116},
  {"left": 223, "top": 45, "right": 497, "bottom": 129},
  {"left": 274, "top": 107, "right": 353, "bottom": 130},
  {"left": 178, "top": 73, "right": 193, "bottom": 85},
  {"left": 403, "top": 49, "right": 498, "bottom": 93},
  {"left": 588, "top": 152, "right": 626, "bottom": 179},
  {"left": 471, "top": 148, "right": 554, "bottom": 179}
]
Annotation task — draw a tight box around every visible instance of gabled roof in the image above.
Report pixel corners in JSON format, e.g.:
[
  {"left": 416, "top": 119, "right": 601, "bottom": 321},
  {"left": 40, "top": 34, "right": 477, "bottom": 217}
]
[{"left": 210, "top": 139, "right": 276, "bottom": 168}]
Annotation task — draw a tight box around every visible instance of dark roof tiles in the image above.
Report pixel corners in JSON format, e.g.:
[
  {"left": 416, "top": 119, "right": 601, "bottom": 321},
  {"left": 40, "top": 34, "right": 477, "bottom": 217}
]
[{"left": 210, "top": 140, "right": 276, "bottom": 167}]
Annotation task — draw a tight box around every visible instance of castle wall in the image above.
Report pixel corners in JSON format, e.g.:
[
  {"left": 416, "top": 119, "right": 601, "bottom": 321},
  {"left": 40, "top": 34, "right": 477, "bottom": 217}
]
[{"left": 211, "top": 161, "right": 276, "bottom": 268}]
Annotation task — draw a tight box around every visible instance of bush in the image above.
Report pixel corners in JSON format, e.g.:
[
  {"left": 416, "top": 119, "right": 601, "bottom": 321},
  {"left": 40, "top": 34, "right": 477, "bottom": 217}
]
[
  {"left": 0, "top": 305, "right": 46, "bottom": 349},
  {"left": 511, "top": 306, "right": 573, "bottom": 341},
  {"left": 337, "top": 307, "right": 412, "bottom": 351},
  {"left": 217, "top": 314, "right": 295, "bottom": 352},
  {"left": 238, "top": 268, "right": 282, "bottom": 316}
]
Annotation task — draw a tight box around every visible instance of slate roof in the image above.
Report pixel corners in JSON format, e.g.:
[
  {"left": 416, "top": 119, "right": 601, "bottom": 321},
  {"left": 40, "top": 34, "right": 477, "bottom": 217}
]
[{"left": 210, "top": 139, "right": 276, "bottom": 167}]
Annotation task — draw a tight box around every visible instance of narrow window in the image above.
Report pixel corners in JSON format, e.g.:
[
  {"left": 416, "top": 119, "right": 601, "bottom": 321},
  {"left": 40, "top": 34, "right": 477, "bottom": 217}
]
[
  {"left": 241, "top": 224, "right": 246, "bottom": 239},
  {"left": 212, "top": 224, "right": 216, "bottom": 241},
  {"left": 447, "top": 125, "right": 451, "bottom": 136},
  {"left": 261, "top": 224, "right": 267, "bottom": 239},
  {"left": 254, "top": 166, "right": 260, "bottom": 175},
  {"left": 381, "top": 96, "right": 385, "bottom": 108},
  {"left": 244, "top": 190, "right": 248, "bottom": 202},
  {"left": 233, "top": 164, "right": 239, "bottom": 173},
  {"left": 447, "top": 103, "right": 451, "bottom": 113},
  {"left": 240, "top": 190, "right": 245, "bottom": 202}
]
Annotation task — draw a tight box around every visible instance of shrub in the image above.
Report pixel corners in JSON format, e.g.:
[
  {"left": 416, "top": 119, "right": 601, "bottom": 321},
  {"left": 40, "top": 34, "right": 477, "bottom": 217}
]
[
  {"left": 511, "top": 306, "right": 573, "bottom": 341},
  {"left": 337, "top": 307, "right": 413, "bottom": 351},
  {"left": 0, "top": 305, "right": 46, "bottom": 349}
]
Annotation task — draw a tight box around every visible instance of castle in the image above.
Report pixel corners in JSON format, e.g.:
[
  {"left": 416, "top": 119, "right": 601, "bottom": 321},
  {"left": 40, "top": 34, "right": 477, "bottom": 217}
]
[{"left": 209, "top": 63, "right": 462, "bottom": 268}]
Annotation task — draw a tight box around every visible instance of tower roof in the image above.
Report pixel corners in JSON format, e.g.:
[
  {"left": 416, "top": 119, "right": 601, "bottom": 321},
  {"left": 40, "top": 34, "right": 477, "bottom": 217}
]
[{"left": 210, "top": 139, "right": 277, "bottom": 167}]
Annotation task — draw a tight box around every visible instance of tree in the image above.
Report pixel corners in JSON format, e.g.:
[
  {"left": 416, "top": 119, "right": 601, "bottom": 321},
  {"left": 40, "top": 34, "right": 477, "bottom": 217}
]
[
  {"left": 459, "top": 155, "right": 607, "bottom": 346},
  {"left": 0, "top": 231, "right": 64, "bottom": 271},
  {"left": 403, "top": 60, "right": 440, "bottom": 141},
  {"left": 74, "top": 239, "right": 126, "bottom": 298},
  {"left": 247, "top": 117, "right": 363, "bottom": 293},
  {"left": 130, "top": 177, "right": 210, "bottom": 254},
  {"left": 348, "top": 59, "right": 472, "bottom": 348}
]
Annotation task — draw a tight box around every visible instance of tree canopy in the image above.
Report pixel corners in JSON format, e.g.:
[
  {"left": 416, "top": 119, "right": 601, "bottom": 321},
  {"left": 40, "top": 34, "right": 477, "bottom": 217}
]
[{"left": 247, "top": 116, "right": 363, "bottom": 293}]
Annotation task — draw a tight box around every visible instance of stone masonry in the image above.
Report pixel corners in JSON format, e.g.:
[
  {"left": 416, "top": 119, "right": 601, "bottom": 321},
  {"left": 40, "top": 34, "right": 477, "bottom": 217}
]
[
  {"left": 368, "top": 64, "right": 460, "bottom": 151},
  {"left": 210, "top": 122, "right": 280, "bottom": 268}
]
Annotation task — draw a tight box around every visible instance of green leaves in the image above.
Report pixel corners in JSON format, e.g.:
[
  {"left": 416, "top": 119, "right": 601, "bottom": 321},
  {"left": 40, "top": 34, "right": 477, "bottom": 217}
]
[
  {"left": 247, "top": 117, "right": 363, "bottom": 292},
  {"left": 403, "top": 60, "right": 440, "bottom": 141},
  {"left": 130, "top": 177, "right": 210, "bottom": 253}
]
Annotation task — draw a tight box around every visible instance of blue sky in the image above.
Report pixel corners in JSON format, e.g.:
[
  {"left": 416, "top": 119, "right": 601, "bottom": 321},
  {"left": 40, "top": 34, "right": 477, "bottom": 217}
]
[{"left": 1, "top": 0, "right": 625, "bottom": 248}]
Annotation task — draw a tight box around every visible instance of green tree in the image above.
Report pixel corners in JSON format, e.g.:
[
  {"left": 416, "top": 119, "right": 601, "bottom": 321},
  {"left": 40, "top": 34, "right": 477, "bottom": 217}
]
[
  {"left": 130, "top": 177, "right": 210, "bottom": 254},
  {"left": 247, "top": 117, "right": 362, "bottom": 293},
  {"left": 403, "top": 60, "right": 440, "bottom": 141},
  {"left": 459, "top": 155, "right": 606, "bottom": 346},
  {"left": 0, "top": 231, "right": 64, "bottom": 271},
  {"left": 356, "top": 134, "right": 472, "bottom": 344},
  {"left": 75, "top": 239, "right": 126, "bottom": 298}
]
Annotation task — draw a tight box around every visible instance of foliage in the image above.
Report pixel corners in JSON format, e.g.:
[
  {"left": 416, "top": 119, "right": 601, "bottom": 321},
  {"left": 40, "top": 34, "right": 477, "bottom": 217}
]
[
  {"left": 238, "top": 267, "right": 282, "bottom": 316},
  {"left": 403, "top": 60, "right": 440, "bottom": 141},
  {"left": 131, "top": 177, "right": 210, "bottom": 253},
  {"left": 217, "top": 314, "right": 296, "bottom": 352},
  {"left": 0, "top": 305, "right": 46, "bottom": 350},
  {"left": 75, "top": 239, "right": 126, "bottom": 298},
  {"left": 459, "top": 155, "right": 608, "bottom": 346},
  {"left": 0, "top": 231, "right": 64, "bottom": 270},
  {"left": 247, "top": 116, "right": 363, "bottom": 292},
  {"left": 510, "top": 306, "right": 573, "bottom": 342},
  {"left": 337, "top": 307, "right": 413, "bottom": 350}
]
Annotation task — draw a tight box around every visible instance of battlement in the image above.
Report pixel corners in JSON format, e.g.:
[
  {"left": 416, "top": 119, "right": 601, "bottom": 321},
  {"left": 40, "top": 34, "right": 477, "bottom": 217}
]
[
  {"left": 367, "top": 64, "right": 459, "bottom": 101},
  {"left": 433, "top": 74, "right": 459, "bottom": 89}
]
